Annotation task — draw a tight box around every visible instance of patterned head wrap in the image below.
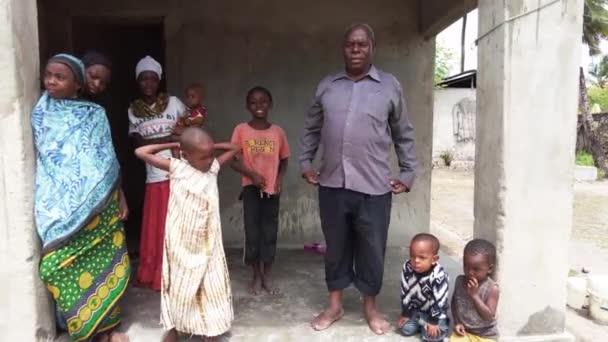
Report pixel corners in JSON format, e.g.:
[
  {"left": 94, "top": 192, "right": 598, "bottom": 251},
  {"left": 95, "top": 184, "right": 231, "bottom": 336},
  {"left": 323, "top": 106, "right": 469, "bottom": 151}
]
[{"left": 47, "top": 53, "right": 86, "bottom": 86}]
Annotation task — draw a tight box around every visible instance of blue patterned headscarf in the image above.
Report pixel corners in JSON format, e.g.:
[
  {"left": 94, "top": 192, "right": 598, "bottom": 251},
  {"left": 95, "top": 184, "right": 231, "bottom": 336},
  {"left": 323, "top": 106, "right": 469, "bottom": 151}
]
[
  {"left": 32, "top": 85, "right": 120, "bottom": 251},
  {"left": 47, "top": 53, "right": 86, "bottom": 86}
]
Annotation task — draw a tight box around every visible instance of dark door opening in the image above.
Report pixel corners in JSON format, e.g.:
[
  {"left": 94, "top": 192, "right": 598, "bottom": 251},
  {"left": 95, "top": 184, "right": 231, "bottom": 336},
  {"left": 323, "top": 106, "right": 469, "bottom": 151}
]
[{"left": 70, "top": 17, "right": 167, "bottom": 255}]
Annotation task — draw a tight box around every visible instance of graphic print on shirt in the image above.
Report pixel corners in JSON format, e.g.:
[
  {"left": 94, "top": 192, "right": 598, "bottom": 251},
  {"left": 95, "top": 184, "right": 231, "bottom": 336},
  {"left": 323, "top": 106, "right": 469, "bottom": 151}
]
[{"left": 245, "top": 139, "right": 275, "bottom": 154}]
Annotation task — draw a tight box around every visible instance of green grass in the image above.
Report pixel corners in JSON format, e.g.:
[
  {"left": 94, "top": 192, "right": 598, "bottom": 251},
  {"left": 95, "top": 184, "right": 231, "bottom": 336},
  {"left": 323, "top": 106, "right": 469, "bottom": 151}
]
[{"left": 576, "top": 152, "right": 595, "bottom": 167}]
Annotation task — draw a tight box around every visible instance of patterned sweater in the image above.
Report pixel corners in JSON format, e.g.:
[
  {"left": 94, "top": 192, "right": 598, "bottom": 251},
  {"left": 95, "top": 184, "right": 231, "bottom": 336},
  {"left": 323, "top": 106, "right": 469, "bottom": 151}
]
[{"left": 400, "top": 261, "right": 449, "bottom": 324}]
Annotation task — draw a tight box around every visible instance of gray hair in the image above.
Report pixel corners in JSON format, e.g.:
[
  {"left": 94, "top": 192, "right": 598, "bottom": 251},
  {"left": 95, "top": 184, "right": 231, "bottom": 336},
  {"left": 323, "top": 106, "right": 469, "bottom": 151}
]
[{"left": 344, "top": 23, "right": 376, "bottom": 45}]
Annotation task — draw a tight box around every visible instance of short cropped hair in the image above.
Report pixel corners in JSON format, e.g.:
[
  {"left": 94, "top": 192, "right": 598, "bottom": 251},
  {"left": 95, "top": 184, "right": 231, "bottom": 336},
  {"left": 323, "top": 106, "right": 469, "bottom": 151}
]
[
  {"left": 246, "top": 86, "right": 273, "bottom": 103},
  {"left": 464, "top": 239, "right": 497, "bottom": 265},
  {"left": 411, "top": 233, "right": 440, "bottom": 254},
  {"left": 344, "top": 23, "right": 376, "bottom": 46},
  {"left": 186, "top": 82, "right": 205, "bottom": 97},
  {"left": 180, "top": 126, "right": 213, "bottom": 152}
]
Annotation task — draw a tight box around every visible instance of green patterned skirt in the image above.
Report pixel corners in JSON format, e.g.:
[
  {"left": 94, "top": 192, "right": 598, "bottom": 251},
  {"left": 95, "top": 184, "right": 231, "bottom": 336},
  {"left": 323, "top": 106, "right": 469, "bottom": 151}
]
[{"left": 39, "top": 191, "right": 131, "bottom": 341}]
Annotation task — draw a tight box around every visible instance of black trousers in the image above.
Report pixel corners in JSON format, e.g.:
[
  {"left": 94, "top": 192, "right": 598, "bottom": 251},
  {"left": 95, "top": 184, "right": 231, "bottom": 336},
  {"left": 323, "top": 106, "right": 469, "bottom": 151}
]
[
  {"left": 318, "top": 186, "right": 392, "bottom": 296},
  {"left": 242, "top": 185, "right": 280, "bottom": 265}
]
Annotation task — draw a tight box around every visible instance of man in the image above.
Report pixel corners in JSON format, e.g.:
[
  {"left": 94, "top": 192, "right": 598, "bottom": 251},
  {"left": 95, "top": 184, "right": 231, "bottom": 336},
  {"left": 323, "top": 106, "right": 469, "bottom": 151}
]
[{"left": 299, "top": 23, "right": 417, "bottom": 335}]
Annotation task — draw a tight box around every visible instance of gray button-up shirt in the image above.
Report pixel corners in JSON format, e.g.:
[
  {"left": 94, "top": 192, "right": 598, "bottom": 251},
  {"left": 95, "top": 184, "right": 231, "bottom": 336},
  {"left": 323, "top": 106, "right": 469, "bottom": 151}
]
[{"left": 299, "top": 65, "right": 417, "bottom": 195}]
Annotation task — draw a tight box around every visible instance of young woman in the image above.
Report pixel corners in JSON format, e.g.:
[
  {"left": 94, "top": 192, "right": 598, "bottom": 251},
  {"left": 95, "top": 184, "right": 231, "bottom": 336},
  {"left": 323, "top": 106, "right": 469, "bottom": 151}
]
[
  {"left": 128, "top": 55, "right": 186, "bottom": 291},
  {"left": 34, "top": 53, "right": 130, "bottom": 342}
]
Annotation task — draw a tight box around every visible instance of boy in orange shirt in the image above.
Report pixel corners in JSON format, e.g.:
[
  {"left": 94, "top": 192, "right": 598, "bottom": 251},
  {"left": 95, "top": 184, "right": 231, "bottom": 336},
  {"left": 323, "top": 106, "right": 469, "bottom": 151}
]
[{"left": 231, "top": 86, "right": 289, "bottom": 295}]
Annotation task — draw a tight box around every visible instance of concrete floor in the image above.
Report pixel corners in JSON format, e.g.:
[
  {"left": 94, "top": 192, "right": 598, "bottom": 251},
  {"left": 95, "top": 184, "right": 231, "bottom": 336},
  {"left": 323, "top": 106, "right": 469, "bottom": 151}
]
[{"left": 57, "top": 248, "right": 460, "bottom": 341}]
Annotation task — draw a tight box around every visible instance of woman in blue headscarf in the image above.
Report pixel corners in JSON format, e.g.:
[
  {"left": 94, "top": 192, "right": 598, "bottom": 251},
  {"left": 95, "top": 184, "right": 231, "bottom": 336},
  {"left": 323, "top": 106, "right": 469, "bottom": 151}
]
[{"left": 33, "top": 54, "right": 130, "bottom": 342}]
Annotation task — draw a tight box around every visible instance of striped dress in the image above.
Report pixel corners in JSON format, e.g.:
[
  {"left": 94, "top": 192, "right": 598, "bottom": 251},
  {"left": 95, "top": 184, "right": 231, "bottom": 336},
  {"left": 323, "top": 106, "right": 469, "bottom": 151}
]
[{"left": 160, "top": 158, "right": 233, "bottom": 336}]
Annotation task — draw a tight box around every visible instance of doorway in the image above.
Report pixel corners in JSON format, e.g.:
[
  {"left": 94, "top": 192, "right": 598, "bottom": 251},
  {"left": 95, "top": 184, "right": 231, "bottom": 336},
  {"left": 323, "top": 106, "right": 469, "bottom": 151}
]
[{"left": 69, "top": 17, "right": 167, "bottom": 254}]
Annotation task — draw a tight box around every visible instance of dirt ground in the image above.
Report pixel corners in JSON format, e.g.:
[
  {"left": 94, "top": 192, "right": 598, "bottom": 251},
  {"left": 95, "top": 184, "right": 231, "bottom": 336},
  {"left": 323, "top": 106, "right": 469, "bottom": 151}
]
[{"left": 430, "top": 168, "right": 608, "bottom": 273}]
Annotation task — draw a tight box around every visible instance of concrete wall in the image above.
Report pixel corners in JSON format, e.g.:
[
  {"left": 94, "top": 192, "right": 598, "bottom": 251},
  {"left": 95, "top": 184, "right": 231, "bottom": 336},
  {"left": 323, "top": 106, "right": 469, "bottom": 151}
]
[
  {"left": 39, "top": 0, "right": 435, "bottom": 247},
  {"left": 432, "top": 88, "right": 476, "bottom": 161},
  {"left": 476, "top": 0, "right": 582, "bottom": 339},
  {"left": 0, "top": 0, "right": 56, "bottom": 340}
]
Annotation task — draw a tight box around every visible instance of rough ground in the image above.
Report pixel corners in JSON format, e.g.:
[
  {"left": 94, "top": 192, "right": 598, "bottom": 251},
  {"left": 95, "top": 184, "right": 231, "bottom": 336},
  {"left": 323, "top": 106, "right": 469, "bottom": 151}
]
[{"left": 430, "top": 168, "right": 608, "bottom": 341}]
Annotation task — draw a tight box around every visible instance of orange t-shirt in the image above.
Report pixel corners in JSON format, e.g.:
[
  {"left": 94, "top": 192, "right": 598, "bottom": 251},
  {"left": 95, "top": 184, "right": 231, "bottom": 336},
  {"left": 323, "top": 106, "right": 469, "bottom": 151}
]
[{"left": 231, "top": 123, "right": 290, "bottom": 194}]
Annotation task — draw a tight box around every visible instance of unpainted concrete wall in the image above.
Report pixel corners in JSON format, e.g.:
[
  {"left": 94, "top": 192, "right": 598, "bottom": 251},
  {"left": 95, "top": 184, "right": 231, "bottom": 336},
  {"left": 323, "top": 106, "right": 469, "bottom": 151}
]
[
  {"left": 432, "top": 88, "right": 476, "bottom": 161},
  {"left": 38, "top": 0, "right": 435, "bottom": 247},
  {"left": 476, "top": 0, "right": 582, "bottom": 338},
  {"left": 0, "top": 0, "right": 56, "bottom": 340}
]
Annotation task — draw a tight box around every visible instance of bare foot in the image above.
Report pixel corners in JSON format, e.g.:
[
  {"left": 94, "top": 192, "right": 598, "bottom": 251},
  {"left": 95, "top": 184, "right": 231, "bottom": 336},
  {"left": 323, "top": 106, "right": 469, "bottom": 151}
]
[
  {"left": 365, "top": 309, "right": 390, "bottom": 335},
  {"left": 310, "top": 307, "right": 344, "bottom": 331},
  {"left": 93, "top": 333, "right": 110, "bottom": 342},
  {"left": 262, "top": 275, "right": 280, "bottom": 295},
  {"left": 249, "top": 277, "right": 262, "bottom": 296},
  {"left": 202, "top": 336, "right": 219, "bottom": 342},
  {"left": 162, "top": 329, "right": 178, "bottom": 342},
  {"left": 109, "top": 332, "right": 129, "bottom": 342}
]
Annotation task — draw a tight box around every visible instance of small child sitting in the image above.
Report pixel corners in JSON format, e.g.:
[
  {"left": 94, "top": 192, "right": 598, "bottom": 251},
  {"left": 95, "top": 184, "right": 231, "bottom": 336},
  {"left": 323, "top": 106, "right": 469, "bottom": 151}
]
[
  {"left": 398, "top": 233, "right": 450, "bottom": 342},
  {"left": 172, "top": 82, "right": 208, "bottom": 157},
  {"left": 450, "top": 239, "right": 499, "bottom": 342},
  {"left": 135, "top": 127, "right": 239, "bottom": 342}
]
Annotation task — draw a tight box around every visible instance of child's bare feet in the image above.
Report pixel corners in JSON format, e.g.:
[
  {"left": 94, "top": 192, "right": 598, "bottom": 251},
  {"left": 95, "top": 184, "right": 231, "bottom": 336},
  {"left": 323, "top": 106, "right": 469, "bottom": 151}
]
[
  {"left": 109, "top": 332, "right": 130, "bottom": 342},
  {"left": 249, "top": 276, "right": 262, "bottom": 295},
  {"left": 310, "top": 306, "right": 344, "bottom": 331},
  {"left": 162, "top": 329, "right": 178, "bottom": 342},
  {"left": 262, "top": 274, "right": 280, "bottom": 295},
  {"left": 93, "top": 333, "right": 110, "bottom": 342}
]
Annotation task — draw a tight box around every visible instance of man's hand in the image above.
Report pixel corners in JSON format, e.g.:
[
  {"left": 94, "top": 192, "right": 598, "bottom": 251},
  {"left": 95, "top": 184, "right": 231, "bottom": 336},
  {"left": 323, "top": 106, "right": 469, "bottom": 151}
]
[
  {"left": 454, "top": 323, "right": 466, "bottom": 336},
  {"left": 397, "top": 315, "right": 409, "bottom": 328},
  {"left": 390, "top": 179, "right": 409, "bottom": 194},
  {"left": 425, "top": 323, "right": 440, "bottom": 339},
  {"left": 466, "top": 277, "right": 480, "bottom": 298},
  {"left": 302, "top": 170, "right": 320, "bottom": 185}
]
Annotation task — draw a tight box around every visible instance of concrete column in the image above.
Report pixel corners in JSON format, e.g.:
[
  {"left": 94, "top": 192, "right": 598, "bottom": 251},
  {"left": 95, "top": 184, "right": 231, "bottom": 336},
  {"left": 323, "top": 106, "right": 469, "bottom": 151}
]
[
  {"left": 475, "top": 0, "right": 582, "bottom": 340},
  {"left": 0, "top": 0, "right": 56, "bottom": 341}
]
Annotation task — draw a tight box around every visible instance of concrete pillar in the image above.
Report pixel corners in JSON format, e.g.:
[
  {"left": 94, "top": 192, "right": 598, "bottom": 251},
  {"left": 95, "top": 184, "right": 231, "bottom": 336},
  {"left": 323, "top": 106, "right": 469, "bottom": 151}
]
[
  {"left": 0, "top": 0, "right": 56, "bottom": 341},
  {"left": 474, "top": 0, "right": 582, "bottom": 340}
]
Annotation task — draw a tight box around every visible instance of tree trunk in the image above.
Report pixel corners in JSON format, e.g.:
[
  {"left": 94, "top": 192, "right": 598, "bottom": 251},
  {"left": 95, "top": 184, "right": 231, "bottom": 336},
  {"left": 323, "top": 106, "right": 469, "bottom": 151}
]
[
  {"left": 461, "top": 14, "right": 467, "bottom": 73},
  {"left": 578, "top": 66, "right": 608, "bottom": 177}
]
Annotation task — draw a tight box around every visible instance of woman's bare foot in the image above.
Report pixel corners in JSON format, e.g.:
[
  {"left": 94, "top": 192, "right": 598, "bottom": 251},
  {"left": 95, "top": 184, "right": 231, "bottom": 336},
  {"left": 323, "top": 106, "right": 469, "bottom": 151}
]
[
  {"left": 310, "top": 307, "right": 344, "bottom": 331},
  {"left": 93, "top": 333, "right": 110, "bottom": 342},
  {"left": 162, "top": 329, "right": 178, "bottom": 342},
  {"left": 108, "top": 332, "right": 129, "bottom": 342},
  {"left": 364, "top": 309, "right": 390, "bottom": 335},
  {"left": 262, "top": 274, "right": 280, "bottom": 295},
  {"left": 249, "top": 276, "right": 262, "bottom": 296}
]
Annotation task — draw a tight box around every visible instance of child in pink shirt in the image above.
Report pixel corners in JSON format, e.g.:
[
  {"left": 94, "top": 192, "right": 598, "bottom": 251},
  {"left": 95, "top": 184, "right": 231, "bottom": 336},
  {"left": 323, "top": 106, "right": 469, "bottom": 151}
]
[{"left": 231, "top": 86, "right": 289, "bottom": 296}]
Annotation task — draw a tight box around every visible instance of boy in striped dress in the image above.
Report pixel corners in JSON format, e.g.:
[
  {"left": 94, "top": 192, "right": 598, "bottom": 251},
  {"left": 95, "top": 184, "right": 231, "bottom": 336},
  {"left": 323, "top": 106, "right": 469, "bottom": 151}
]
[
  {"left": 135, "top": 127, "right": 239, "bottom": 342},
  {"left": 398, "top": 233, "right": 450, "bottom": 341}
]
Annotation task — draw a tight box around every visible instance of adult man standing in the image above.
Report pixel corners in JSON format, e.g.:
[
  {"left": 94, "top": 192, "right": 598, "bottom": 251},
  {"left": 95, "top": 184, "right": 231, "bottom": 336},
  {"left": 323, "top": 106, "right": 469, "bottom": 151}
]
[{"left": 299, "top": 24, "right": 417, "bottom": 335}]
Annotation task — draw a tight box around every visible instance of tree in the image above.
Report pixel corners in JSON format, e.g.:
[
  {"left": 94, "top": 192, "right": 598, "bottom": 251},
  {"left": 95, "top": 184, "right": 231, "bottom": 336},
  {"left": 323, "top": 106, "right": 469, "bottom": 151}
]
[
  {"left": 589, "top": 55, "right": 608, "bottom": 88},
  {"left": 579, "top": 0, "right": 608, "bottom": 177},
  {"left": 434, "top": 42, "right": 455, "bottom": 86}
]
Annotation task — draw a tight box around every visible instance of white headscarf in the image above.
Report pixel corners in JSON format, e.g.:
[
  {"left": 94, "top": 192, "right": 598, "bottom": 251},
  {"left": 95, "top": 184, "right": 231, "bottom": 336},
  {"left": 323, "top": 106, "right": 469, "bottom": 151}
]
[{"left": 135, "top": 56, "right": 162, "bottom": 80}]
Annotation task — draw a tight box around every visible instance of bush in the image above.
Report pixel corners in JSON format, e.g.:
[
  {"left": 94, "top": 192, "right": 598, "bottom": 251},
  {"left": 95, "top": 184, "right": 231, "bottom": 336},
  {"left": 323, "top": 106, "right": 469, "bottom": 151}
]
[
  {"left": 576, "top": 151, "right": 595, "bottom": 166},
  {"left": 440, "top": 151, "right": 453, "bottom": 167},
  {"left": 587, "top": 86, "right": 608, "bottom": 112}
]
